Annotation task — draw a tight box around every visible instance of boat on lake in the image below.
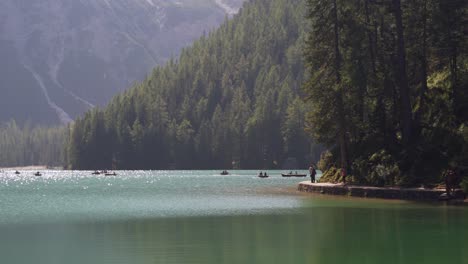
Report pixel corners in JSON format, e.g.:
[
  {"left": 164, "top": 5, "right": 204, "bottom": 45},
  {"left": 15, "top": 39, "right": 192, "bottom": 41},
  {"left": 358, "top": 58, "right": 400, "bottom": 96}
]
[
  {"left": 34, "top": 172, "right": 42, "bottom": 177},
  {"left": 281, "top": 172, "right": 306, "bottom": 177},
  {"left": 92, "top": 171, "right": 101, "bottom": 175},
  {"left": 105, "top": 172, "right": 117, "bottom": 176},
  {"left": 15, "top": 170, "right": 20, "bottom": 175},
  {"left": 220, "top": 170, "right": 229, "bottom": 175}
]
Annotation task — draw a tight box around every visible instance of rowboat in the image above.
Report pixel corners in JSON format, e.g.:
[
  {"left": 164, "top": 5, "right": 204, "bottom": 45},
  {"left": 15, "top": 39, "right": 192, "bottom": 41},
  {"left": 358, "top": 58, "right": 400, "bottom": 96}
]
[{"left": 281, "top": 173, "right": 307, "bottom": 177}]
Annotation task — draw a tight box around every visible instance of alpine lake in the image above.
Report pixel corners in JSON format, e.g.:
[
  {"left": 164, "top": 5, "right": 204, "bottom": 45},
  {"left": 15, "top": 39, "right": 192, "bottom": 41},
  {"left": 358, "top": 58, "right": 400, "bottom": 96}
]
[{"left": 0, "top": 170, "right": 466, "bottom": 264}]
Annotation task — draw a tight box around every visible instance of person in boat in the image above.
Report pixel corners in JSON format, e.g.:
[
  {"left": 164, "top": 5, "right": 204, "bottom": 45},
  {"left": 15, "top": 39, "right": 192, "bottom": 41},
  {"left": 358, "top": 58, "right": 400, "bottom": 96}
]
[
  {"left": 264, "top": 172, "right": 268, "bottom": 177},
  {"left": 289, "top": 171, "right": 293, "bottom": 175},
  {"left": 309, "top": 165, "right": 316, "bottom": 183},
  {"left": 259, "top": 172, "right": 263, "bottom": 177}
]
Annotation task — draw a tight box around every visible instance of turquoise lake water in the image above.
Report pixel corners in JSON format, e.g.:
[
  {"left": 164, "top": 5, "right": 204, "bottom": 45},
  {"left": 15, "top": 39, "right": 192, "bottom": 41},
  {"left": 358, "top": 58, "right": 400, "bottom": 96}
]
[{"left": 0, "top": 170, "right": 467, "bottom": 264}]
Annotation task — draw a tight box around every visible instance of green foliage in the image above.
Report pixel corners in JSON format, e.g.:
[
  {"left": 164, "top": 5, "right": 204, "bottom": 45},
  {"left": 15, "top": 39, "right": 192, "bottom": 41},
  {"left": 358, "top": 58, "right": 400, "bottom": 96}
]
[
  {"left": 352, "top": 150, "right": 400, "bottom": 187},
  {"left": 318, "top": 167, "right": 343, "bottom": 184},
  {"left": 461, "top": 177, "right": 468, "bottom": 194},
  {"left": 317, "top": 150, "right": 333, "bottom": 172},
  {"left": 66, "top": 0, "right": 321, "bottom": 170},
  {"left": 304, "top": 0, "right": 468, "bottom": 186}
]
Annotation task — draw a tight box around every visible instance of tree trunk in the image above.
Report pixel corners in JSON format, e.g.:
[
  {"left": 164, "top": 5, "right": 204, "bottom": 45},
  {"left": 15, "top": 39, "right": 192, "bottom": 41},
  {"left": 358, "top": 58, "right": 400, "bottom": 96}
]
[
  {"left": 337, "top": 93, "right": 350, "bottom": 178},
  {"left": 363, "top": 0, "right": 376, "bottom": 125},
  {"left": 420, "top": 0, "right": 428, "bottom": 100},
  {"left": 365, "top": 0, "right": 376, "bottom": 75},
  {"left": 375, "top": 15, "right": 390, "bottom": 142},
  {"left": 414, "top": 0, "right": 428, "bottom": 136},
  {"left": 332, "top": 0, "right": 349, "bottom": 178},
  {"left": 333, "top": 0, "right": 342, "bottom": 83},
  {"left": 451, "top": 45, "right": 459, "bottom": 115},
  {"left": 393, "top": 0, "right": 413, "bottom": 145}
]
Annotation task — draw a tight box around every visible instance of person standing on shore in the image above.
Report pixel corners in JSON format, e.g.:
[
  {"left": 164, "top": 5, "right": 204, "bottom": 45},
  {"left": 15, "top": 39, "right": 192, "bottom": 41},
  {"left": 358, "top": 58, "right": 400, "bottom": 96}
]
[
  {"left": 309, "top": 165, "right": 316, "bottom": 183},
  {"left": 444, "top": 168, "right": 459, "bottom": 198},
  {"left": 341, "top": 168, "right": 347, "bottom": 184}
]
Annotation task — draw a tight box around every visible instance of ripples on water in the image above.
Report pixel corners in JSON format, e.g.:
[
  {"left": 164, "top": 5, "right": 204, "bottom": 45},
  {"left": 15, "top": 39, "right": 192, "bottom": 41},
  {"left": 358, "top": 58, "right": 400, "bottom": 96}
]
[
  {"left": 0, "top": 170, "right": 467, "bottom": 264},
  {"left": 0, "top": 170, "right": 313, "bottom": 225}
]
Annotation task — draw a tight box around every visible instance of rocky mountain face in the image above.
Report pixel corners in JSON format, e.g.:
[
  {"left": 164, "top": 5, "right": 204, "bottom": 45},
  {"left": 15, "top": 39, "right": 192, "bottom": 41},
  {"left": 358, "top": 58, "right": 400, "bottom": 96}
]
[{"left": 0, "top": 0, "right": 244, "bottom": 124}]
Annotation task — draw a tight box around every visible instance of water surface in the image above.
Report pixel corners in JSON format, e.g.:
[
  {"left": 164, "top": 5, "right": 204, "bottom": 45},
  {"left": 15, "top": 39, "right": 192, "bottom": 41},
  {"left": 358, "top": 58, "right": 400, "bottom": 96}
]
[{"left": 0, "top": 170, "right": 466, "bottom": 264}]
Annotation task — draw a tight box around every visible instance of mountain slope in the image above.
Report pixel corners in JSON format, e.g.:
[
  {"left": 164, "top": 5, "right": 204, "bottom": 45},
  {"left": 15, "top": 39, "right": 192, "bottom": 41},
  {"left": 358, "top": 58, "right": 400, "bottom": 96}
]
[
  {"left": 0, "top": 0, "right": 244, "bottom": 125},
  {"left": 67, "top": 0, "right": 322, "bottom": 170}
]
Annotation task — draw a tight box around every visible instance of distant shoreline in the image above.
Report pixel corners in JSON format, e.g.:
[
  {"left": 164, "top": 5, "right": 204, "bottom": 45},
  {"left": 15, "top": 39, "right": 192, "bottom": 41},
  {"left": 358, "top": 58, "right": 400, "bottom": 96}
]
[{"left": 0, "top": 165, "right": 62, "bottom": 170}]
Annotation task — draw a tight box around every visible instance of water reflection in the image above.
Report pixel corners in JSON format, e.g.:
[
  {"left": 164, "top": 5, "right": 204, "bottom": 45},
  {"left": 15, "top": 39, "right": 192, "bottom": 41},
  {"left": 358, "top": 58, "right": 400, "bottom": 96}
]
[{"left": 2, "top": 206, "right": 467, "bottom": 264}]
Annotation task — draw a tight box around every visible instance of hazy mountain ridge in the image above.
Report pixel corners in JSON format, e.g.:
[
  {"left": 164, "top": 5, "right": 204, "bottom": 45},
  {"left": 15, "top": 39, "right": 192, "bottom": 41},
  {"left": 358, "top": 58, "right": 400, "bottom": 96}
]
[{"left": 0, "top": 0, "right": 244, "bottom": 124}]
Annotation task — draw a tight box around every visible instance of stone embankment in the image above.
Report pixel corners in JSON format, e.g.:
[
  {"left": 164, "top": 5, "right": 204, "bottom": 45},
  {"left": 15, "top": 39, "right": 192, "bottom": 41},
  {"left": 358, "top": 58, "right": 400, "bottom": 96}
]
[{"left": 298, "top": 182, "right": 466, "bottom": 202}]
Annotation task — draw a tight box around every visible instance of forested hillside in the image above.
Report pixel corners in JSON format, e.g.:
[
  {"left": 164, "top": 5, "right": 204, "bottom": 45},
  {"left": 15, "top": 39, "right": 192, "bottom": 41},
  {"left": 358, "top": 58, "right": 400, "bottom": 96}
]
[
  {"left": 305, "top": 0, "right": 467, "bottom": 186},
  {"left": 0, "top": 121, "right": 67, "bottom": 167},
  {"left": 66, "top": 0, "right": 321, "bottom": 170}
]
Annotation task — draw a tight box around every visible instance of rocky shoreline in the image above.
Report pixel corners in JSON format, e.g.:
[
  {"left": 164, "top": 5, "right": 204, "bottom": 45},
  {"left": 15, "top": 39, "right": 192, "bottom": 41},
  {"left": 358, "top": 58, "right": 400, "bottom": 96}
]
[{"left": 298, "top": 182, "right": 466, "bottom": 203}]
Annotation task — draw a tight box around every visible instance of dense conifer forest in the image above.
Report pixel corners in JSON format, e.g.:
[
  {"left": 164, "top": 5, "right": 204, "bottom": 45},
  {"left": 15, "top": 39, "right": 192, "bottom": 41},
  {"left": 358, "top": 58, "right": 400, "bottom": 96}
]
[
  {"left": 66, "top": 0, "right": 321, "bottom": 170},
  {"left": 305, "top": 0, "right": 467, "bottom": 186}
]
